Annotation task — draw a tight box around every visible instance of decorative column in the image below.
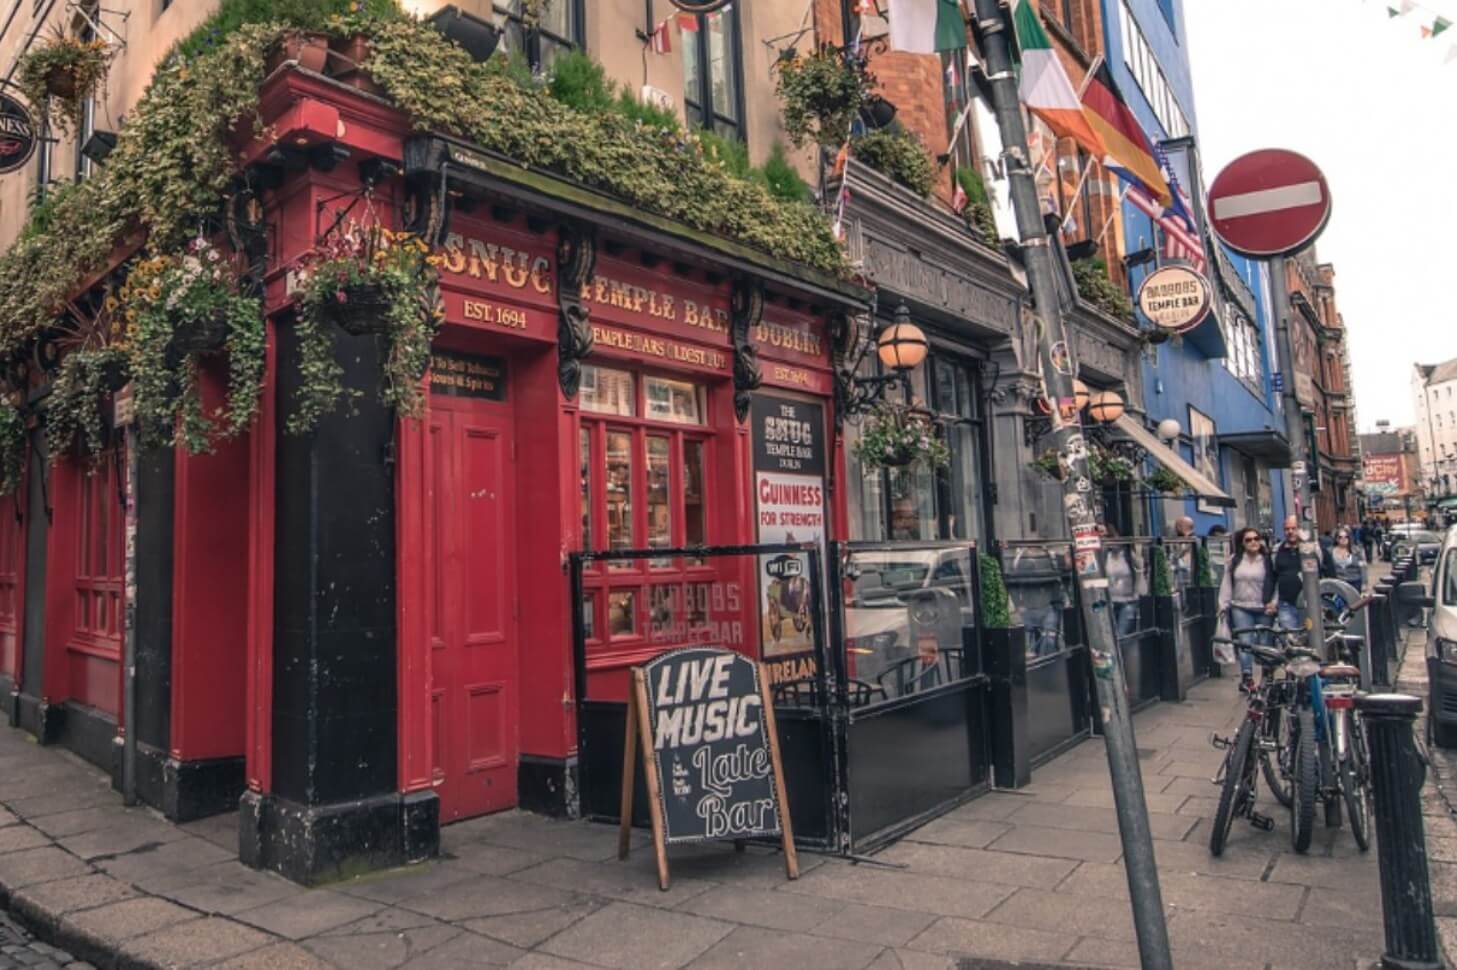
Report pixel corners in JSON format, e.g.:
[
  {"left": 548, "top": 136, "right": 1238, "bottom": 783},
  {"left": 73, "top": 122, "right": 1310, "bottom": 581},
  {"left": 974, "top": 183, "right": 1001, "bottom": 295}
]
[{"left": 239, "top": 316, "right": 437, "bottom": 886}]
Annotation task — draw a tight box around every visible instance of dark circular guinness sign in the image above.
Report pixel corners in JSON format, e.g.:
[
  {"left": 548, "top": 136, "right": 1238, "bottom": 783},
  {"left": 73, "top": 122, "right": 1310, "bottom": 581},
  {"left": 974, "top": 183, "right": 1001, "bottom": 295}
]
[
  {"left": 668, "top": 0, "right": 735, "bottom": 12},
  {"left": 0, "top": 94, "right": 36, "bottom": 175}
]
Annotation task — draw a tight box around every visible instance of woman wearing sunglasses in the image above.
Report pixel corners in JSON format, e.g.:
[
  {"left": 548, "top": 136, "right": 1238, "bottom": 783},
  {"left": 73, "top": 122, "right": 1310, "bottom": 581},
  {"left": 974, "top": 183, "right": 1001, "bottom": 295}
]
[
  {"left": 1329, "top": 526, "right": 1366, "bottom": 592},
  {"left": 1217, "top": 526, "right": 1278, "bottom": 692}
]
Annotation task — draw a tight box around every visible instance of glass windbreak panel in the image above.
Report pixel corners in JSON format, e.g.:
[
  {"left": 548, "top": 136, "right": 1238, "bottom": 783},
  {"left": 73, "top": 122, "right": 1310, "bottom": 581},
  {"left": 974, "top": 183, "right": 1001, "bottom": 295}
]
[
  {"left": 945, "top": 425, "right": 980, "bottom": 540},
  {"left": 1004, "top": 544, "right": 1073, "bottom": 659},
  {"left": 581, "top": 593, "right": 596, "bottom": 640},
  {"left": 707, "top": 7, "right": 739, "bottom": 123},
  {"left": 605, "top": 430, "right": 634, "bottom": 567},
  {"left": 1166, "top": 539, "right": 1198, "bottom": 593},
  {"left": 581, "top": 366, "right": 635, "bottom": 416},
  {"left": 841, "top": 545, "right": 976, "bottom": 703},
  {"left": 888, "top": 466, "right": 935, "bottom": 540},
  {"left": 644, "top": 376, "right": 703, "bottom": 425},
  {"left": 608, "top": 590, "right": 636, "bottom": 637},
  {"left": 1104, "top": 542, "right": 1148, "bottom": 639},
  {"left": 579, "top": 428, "right": 592, "bottom": 553},
  {"left": 646, "top": 436, "right": 672, "bottom": 565},
  {"left": 684, "top": 439, "right": 706, "bottom": 549}
]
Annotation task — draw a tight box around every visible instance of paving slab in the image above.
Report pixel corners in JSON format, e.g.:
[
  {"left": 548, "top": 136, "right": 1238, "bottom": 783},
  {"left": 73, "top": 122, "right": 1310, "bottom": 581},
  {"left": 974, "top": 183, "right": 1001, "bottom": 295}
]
[
  {"left": 902, "top": 916, "right": 1073, "bottom": 963},
  {"left": 807, "top": 901, "right": 938, "bottom": 948},
  {"left": 509, "top": 856, "right": 716, "bottom": 909},
  {"left": 981, "top": 888, "right": 1138, "bottom": 942},
  {"left": 305, "top": 922, "right": 462, "bottom": 970},
  {"left": 537, "top": 900, "right": 733, "bottom": 969},
  {"left": 119, "top": 916, "right": 276, "bottom": 968},
  {"left": 213, "top": 941, "right": 339, "bottom": 969},
  {"left": 871, "top": 841, "right": 1078, "bottom": 890},
  {"left": 232, "top": 890, "right": 383, "bottom": 940},
  {"left": 782, "top": 863, "right": 1015, "bottom": 921},
  {"left": 0, "top": 847, "right": 93, "bottom": 889},
  {"left": 673, "top": 885, "right": 844, "bottom": 932},
  {"left": 683, "top": 925, "right": 881, "bottom": 970},
  {"left": 393, "top": 929, "right": 526, "bottom": 968},
  {"left": 460, "top": 896, "right": 602, "bottom": 949},
  {"left": 984, "top": 824, "right": 1124, "bottom": 864},
  {"left": 10, "top": 874, "right": 137, "bottom": 917}
]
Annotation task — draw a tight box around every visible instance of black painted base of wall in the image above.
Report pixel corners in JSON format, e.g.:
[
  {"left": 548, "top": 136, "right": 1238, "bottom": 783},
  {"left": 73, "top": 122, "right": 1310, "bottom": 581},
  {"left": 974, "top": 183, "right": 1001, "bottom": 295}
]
[
  {"left": 239, "top": 789, "right": 439, "bottom": 886},
  {"left": 13, "top": 694, "right": 65, "bottom": 746},
  {"left": 518, "top": 755, "right": 579, "bottom": 818},
  {"left": 133, "top": 742, "right": 247, "bottom": 823},
  {"left": 54, "top": 702, "right": 122, "bottom": 781},
  {"left": 0, "top": 674, "right": 15, "bottom": 728}
]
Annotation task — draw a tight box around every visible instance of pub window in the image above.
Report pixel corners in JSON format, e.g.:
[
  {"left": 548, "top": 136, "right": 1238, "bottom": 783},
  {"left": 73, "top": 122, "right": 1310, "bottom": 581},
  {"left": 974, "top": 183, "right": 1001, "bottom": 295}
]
[
  {"left": 578, "top": 364, "right": 714, "bottom": 648},
  {"left": 493, "top": 0, "right": 584, "bottom": 73},
  {"left": 682, "top": 2, "right": 744, "bottom": 142}
]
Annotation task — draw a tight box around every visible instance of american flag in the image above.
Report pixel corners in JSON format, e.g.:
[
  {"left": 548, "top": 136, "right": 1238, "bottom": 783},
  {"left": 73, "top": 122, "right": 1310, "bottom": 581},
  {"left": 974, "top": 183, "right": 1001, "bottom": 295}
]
[{"left": 1126, "top": 183, "right": 1206, "bottom": 273}]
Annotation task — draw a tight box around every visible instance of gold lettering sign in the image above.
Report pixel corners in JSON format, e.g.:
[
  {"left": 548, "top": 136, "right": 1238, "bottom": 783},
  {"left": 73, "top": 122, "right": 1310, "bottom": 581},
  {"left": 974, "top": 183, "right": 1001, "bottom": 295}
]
[
  {"left": 439, "top": 232, "right": 552, "bottom": 295},
  {"left": 755, "top": 320, "right": 822, "bottom": 359},
  {"left": 771, "top": 365, "right": 811, "bottom": 387},
  {"left": 429, "top": 350, "right": 507, "bottom": 401},
  {"left": 462, "top": 299, "right": 529, "bottom": 330},
  {"left": 589, "top": 324, "right": 727, "bottom": 370}
]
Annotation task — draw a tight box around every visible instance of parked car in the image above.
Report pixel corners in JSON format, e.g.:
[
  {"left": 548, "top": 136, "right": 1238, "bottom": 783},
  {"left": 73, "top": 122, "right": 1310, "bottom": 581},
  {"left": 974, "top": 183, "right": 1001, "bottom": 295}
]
[
  {"left": 1390, "top": 529, "right": 1443, "bottom": 566},
  {"left": 1383, "top": 522, "right": 1427, "bottom": 560},
  {"left": 1404, "top": 526, "right": 1457, "bottom": 747}
]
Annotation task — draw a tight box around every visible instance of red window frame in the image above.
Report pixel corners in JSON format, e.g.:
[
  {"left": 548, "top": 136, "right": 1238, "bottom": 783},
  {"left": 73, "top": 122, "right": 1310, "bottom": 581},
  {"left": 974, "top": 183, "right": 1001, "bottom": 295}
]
[{"left": 74, "top": 458, "right": 123, "bottom": 657}]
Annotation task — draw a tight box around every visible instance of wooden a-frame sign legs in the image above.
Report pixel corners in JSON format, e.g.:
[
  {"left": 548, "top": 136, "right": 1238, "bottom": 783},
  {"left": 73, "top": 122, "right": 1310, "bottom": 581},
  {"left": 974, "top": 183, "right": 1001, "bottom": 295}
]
[{"left": 618, "top": 662, "right": 799, "bottom": 891}]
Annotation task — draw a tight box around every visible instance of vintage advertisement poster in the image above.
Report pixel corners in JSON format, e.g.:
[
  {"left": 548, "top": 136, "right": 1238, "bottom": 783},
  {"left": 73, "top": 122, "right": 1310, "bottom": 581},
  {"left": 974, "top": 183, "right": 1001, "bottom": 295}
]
[{"left": 751, "top": 394, "right": 826, "bottom": 666}]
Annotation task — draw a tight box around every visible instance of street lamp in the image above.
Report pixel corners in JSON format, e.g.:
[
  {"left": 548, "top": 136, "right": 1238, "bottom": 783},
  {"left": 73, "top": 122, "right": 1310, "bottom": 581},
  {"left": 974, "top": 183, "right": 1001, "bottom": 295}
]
[
  {"left": 1156, "top": 418, "right": 1181, "bottom": 442},
  {"left": 1088, "top": 390, "right": 1126, "bottom": 424},
  {"left": 875, "top": 305, "right": 928, "bottom": 372}
]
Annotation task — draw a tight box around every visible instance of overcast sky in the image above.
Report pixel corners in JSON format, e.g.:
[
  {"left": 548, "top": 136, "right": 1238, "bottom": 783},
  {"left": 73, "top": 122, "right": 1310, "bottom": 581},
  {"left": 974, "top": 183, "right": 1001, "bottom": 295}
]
[{"left": 1184, "top": 0, "right": 1457, "bottom": 432}]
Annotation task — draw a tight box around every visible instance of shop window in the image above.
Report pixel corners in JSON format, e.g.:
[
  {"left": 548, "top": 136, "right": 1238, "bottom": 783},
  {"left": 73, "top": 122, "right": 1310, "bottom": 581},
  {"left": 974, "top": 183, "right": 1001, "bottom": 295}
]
[
  {"left": 647, "top": 435, "right": 672, "bottom": 563},
  {"left": 605, "top": 430, "right": 634, "bottom": 563},
  {"left": 645, "top": 376, "right": 703, "bottom": 425},
  {"left": 581, "top": 365, "right": 635, "bottom": 416},
  {"left": 682, "top": 2, "right": 744, "bottom": 141},
  {"left": 579, "top": 428, "right": 592, "bottom": 552},
  {"left": 685, "top": 440, "right": 706, "bottom": 547},
  {"left": 608, "top": 589, "right": 636, "bottom": 637},
  {"left": 76, "top": 458, "right": 122, "bottom": 648},
  {"left": 493, "top": 0, "right": 584, "bottom": 73}
]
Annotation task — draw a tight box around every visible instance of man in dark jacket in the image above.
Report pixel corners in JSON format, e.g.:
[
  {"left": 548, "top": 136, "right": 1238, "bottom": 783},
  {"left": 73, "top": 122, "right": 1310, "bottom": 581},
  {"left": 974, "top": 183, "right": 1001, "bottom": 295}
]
[{"left": 1273, "top": 514, "right": 1334, "bottom": 631}]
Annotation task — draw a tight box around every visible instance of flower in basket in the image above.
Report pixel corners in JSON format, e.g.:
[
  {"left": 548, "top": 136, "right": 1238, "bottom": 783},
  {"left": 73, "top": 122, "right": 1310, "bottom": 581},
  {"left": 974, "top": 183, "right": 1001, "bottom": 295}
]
[
  {"left": 18, "top": 27, "right": 112, "bottom": 134},
  {"left": 289, "top": 220, "right": 442, "bottom": 435},
  {"left": 852, "top": 402, "right": 951, "bottom": 471},
  {"left": 119, "top": 237, "right": 264, "bottom": 453}
]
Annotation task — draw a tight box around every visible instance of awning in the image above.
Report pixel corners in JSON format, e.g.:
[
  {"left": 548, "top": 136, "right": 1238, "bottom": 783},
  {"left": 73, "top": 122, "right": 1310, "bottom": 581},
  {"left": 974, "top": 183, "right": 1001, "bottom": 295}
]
[
  {"left": 1113, "top": 414, "right": 1237, "bottom": 508},
  {"left": 1218, "top": 429, "right": 1293, "bottom": 467}
]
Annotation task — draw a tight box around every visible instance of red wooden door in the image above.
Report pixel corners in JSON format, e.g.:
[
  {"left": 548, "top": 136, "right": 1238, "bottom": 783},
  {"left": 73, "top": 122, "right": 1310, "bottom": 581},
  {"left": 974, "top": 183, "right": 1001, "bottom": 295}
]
[{"left": 427, "top": 396, "right": 519, "bottom": 822}]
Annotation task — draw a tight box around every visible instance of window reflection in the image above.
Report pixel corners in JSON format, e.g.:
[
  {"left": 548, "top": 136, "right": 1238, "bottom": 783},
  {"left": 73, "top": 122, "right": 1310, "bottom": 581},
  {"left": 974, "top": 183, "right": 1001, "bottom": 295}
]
[
  {"left": 608, "top": 590, "right": 636, "bottom": 637},
  {"left": 647, "top": 436, "right": 671, "bottom": 565},
  {"left": 579, "top": 428, "right": 592, "bottom": 552},
  {"left": 684, "top": 439, "right": 706, "bottom": 551},
  {"left": 606, "top": 431, "right": 633, "bottom": 567}
]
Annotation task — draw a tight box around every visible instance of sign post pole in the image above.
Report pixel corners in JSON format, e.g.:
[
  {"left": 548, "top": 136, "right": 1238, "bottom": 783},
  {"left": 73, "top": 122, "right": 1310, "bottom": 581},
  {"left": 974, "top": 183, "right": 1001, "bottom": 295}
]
[{"left": 969, "top": 3, "right": 1172, "bottom": 966}]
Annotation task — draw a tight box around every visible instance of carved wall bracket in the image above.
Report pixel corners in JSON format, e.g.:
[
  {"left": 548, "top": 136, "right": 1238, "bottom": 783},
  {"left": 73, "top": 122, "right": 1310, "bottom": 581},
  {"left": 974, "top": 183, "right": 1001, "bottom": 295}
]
[
  {"left": 730, "top": 278, "right": 764, "bottom": 423},
  {"left": 556, "top": 227, "right": 597, "bottom": 400}
]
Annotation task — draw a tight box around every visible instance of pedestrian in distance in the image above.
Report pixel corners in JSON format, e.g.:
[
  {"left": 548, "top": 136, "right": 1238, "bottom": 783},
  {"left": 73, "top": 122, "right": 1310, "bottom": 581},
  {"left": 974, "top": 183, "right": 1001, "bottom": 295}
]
[
  {"left": 1330, "top": 525, "right": 1366, "bottom": 591},
  {"left": 1169, "top": 515, "right": 1196, "bottom": 589},
  {"left": 1217, "top": 526, "right": 1278, "bottom": 692},
  {"left": 1100, "top": 521, "right": 1144, "bottom": 639}
]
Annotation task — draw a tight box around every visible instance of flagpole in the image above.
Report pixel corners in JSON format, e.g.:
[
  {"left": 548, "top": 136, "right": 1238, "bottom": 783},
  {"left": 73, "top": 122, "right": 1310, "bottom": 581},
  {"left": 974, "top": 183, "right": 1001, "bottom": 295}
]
[
  {"left": 1076, "top": 52, "right": 1104, "bottom": 99},
  {"left": 1058, "top": 154, "right": 1098, "bottom": 232},
  {"left": 968, "top": 3, "right": 1173, "bottom": 968},
  {"left": 1095, "top": 183, "right": 1129, "bottom": 249}
]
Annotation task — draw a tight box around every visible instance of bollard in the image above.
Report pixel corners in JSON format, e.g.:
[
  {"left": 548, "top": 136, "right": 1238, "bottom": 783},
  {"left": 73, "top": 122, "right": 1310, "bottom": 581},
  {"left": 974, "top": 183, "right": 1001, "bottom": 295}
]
[
  {"left": 1368, "top": 589, "right": 1392, "bottom": 689},
  {"left": 1357, "top": 693, "right": 1442, "bottom": 970}
]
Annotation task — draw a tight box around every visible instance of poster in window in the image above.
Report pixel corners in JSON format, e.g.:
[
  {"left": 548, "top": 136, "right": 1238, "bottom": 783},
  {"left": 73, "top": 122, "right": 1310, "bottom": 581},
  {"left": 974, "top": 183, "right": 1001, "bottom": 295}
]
[
  {"left": 1189, "top": 407, "right": 1221, "bottom": 515},
  {"left": 751, "top": 395, "right": 826, "bottom": 665}
]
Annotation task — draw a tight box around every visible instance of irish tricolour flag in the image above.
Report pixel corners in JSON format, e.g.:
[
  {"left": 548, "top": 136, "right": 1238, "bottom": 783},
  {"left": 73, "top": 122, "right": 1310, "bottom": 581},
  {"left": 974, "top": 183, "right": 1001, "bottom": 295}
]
[
  {"left": 888, "top": 0, "right": 966, "bottom": 54},
  {"left": 1012, "top": 1, "right": 1104, "bottom": 158}
]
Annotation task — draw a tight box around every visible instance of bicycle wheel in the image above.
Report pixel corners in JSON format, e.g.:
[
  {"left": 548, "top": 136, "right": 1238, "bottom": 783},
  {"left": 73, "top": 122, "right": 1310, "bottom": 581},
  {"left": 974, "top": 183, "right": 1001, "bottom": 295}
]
[
  {"left": 1291, "top": 707, "right": 1318, "bottom": 854},
  {"left": 1346, "top": 715, "right": 1372, "bottom": 852},
  {"left": 1261, "top": 704, "right": 1292, "bottom": 808},
  {"left": 1211, "top": 720, "right": 1256, "bottom": 857}
]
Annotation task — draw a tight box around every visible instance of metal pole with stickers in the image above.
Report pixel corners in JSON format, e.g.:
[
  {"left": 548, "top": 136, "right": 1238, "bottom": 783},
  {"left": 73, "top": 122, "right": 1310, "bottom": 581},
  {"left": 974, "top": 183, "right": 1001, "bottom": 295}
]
[{"left": 968, "top": 3, "right": 1173, "bottom": 965}]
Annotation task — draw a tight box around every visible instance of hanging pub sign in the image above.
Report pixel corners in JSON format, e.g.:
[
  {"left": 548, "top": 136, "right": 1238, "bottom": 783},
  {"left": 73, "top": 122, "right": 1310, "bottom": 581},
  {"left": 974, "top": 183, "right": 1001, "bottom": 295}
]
[
  {"left": 1136, "top": 264, "right": 1213, "bottom": 335},
  {"left": 750, "top": 394, "right": 826, "bottom": 669},
  {"left": 619, "top": 647, "right": 798, "bottom": 891},
  {"left": 668, "top": 0, "right": 735, "bottom": 12},
  {"left": 0, "top": 93, "right": 37, "bottom": 175}
]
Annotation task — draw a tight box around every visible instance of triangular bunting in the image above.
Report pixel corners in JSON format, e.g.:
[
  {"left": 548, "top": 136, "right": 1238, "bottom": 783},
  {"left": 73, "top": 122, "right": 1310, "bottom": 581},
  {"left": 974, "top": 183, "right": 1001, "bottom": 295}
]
[
  {"left": 1435, "top": 16, "right": 1452, "bottom": 35},
  {"left": 1422, "top": 24, "right": 1433, "bottom": 36}
]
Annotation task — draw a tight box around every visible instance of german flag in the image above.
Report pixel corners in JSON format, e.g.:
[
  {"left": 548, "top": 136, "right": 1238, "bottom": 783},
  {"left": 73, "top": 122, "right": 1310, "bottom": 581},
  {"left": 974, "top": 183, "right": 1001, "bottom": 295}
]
[{"left": 1081, "top": 62, "right": 1171, "bottom": 207}]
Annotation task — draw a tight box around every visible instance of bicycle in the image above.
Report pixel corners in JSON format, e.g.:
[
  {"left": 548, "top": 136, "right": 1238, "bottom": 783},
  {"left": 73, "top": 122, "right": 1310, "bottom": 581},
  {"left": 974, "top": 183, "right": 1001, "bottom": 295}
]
[{"left": 1207, "top": 636, "right": 1290, "bottom": 856}]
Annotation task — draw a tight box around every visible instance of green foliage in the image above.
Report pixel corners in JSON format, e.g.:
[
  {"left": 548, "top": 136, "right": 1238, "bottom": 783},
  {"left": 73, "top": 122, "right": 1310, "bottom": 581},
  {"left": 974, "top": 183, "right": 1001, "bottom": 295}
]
[
  {"left": 18, "top": 29, "right": 112, "bottom": 134},
  {"left": 758, "top": 143, "right": 813, "bottom": 203},
  {"left": 979, "top": 553, "right": 1012, "bottom": 630},
  {"left": 1151, "top": 545, "right": 1174, "bottom": 597},
  {"left": 363, "top": 19, "right": 845, "bottom": 272},
  {"left": 288, "top": 224, "right": 441, "bottom": 434},
  {"left": 773, "top": 45, "right": 873, "bottom": 149},
  {"left": 545, "top": 49, "right": 617, "bottom": 114},
  {"left": 1028, "top": 448, "right": 1063, "bottom": 480},
  {"left": 955, "top": 166, "right": 998, "bottom": 245},
  {"left": 0, "top": 402, "right": 24, "bottom": 497},
  {"left": 119, "top": 241, "right": 265, "bottom": 453},
  {"left": 1071, "top": 256, "right": 1134, "bottom": 321},
  {"left": 1147, "top": 465, "right": 1187, "bottom": 494},
  {"left": 46, "top": 347, "right": 126, "bottom": 461},
  {"left": 1088, "top": 442, "right": 1135, "bottom": 484},
  {"left": 169, "top": 0, "right": 402, "bottom": 64},
  {"left": 852, "top": 127, "right": 934, "bottom": 197},
  {"left": 1195, "top": 543, "right": 1215, "bottom": 587},
  {"left": 853, "top": 403, "right": 950, "bottom": 471}
]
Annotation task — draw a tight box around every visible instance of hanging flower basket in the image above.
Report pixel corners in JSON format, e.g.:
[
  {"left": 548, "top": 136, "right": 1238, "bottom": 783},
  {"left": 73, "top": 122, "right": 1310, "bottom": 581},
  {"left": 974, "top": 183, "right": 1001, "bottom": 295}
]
[
  {"left": 169, "top": 311, "right": 229, "bottom": 355},
  {"left": 17, "top": 29, "right": 111, "bottom": 133},
  {"left": 853, "top": 403, "right": 950, "bottom": 471},
  {"left": 316, "top": 282, "right": 393, "bottom": 336},
  {"left": 98, "top": 355, "right": 129, "bottom": 392},
  {"left": 267, "top": 31, "right": 330, "bottom": 74}
]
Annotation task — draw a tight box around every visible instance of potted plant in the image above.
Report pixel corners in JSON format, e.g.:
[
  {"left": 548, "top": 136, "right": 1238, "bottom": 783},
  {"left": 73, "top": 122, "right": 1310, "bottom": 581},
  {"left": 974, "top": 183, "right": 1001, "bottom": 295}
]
[
  {"left": 1147, "top": 465, "right": 1187, "bottom": 494},
  {"left": 1070, "top": 256, "right": 1134, "bottom": 322},
  {"left": 774, "top": 44, "right": 874, "bottom": 149},
  {"left": 954, "top": 166, "right": 998, "bottom": 245},
  {"left": 1088, "top": 441, "right": 1135, "bottom": 485},
  {"left": 851, "top": 127, "right": 935, "bottom": 197},
  {"left": 45, "top": 346, "right": 128, "bottom": 461},
  {"left": 1028, "top": 448, "right": 1064, "bottom": 481},
  {"left": 118, "top": 238, "right": 265, "bottom": 453},
  {"left": 18, "top": 27, "right": 111, "bottom": 133},
  {"left": 267, "top": 30, "right": 331, "bottom": 74},
  {"left": 853, "top": 402, "right": 950, "bottom": 470},
  {"left": 290, "top": 220, "right": 442, "bottom": 435}
]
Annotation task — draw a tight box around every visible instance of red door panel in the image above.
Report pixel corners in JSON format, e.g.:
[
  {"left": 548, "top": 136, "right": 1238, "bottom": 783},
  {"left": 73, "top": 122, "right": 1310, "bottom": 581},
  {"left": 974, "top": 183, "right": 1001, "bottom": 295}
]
[{"left": 428, "top": 402, "right": 519, "bottom": 822}]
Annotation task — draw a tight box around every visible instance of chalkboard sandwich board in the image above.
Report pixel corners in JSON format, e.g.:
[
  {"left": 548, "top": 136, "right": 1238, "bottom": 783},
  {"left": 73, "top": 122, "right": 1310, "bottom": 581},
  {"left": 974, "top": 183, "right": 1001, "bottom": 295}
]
[{"left": 619, "top": 646, "right": 798, "bottom": 891}]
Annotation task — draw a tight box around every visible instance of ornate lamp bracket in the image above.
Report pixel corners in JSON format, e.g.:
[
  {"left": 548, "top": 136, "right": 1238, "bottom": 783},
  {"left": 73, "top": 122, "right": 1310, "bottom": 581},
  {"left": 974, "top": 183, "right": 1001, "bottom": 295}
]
[{"left": 556, "top": 226, "right": 597, "bottom": 399}]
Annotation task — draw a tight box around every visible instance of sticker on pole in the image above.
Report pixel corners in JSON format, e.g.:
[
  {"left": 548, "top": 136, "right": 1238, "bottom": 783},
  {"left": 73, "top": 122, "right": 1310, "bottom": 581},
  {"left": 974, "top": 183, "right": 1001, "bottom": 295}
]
[
  {"left": 1136, "top": 265, "right": 1212, "bottom": 334},
  {"left": 1207, "top": 149, "right": 1331, "bottom": 258}
]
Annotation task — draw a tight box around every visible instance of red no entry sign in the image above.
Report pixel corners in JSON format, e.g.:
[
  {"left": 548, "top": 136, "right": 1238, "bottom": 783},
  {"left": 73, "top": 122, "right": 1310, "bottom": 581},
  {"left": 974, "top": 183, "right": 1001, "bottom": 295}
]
[{"left": 1207, "top": 149, "right": 1332, "bottom": 259}]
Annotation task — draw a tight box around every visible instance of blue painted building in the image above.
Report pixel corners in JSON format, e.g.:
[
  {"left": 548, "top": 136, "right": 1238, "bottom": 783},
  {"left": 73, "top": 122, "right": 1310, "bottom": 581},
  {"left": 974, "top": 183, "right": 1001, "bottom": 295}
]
[{"left": 1100, "top": 0, "right": 1290, "bottom": 537}]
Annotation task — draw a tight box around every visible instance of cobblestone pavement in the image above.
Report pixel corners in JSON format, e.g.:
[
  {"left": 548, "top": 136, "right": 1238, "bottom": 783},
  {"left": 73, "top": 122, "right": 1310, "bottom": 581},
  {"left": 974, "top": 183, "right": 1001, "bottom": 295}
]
[
  {"left": 0, "top": 910, "right": 91, "bottom": 970},
  {"left": 4, "top": 580, "right": 1449, "bottom": 969}
]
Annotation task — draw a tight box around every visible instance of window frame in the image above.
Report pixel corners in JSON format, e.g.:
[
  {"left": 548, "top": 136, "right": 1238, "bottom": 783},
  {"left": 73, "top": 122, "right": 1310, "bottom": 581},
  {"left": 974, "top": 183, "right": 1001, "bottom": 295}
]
[
  {"left": 492, "top": 0, "right": 586, "bottom": 72},
  {"left": 681, "top": 2, "right": 747, "bottom": 143}
]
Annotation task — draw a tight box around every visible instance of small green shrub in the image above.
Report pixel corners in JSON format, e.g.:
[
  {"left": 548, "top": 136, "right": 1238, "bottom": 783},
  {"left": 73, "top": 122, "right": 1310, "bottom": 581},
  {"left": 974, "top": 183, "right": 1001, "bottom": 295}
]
[
  {"left": 853, "top": 127, "right": 934, "bottom": 197},
  {"left": 980, "top": 553, "right": 1012, "bottom": 630}
]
